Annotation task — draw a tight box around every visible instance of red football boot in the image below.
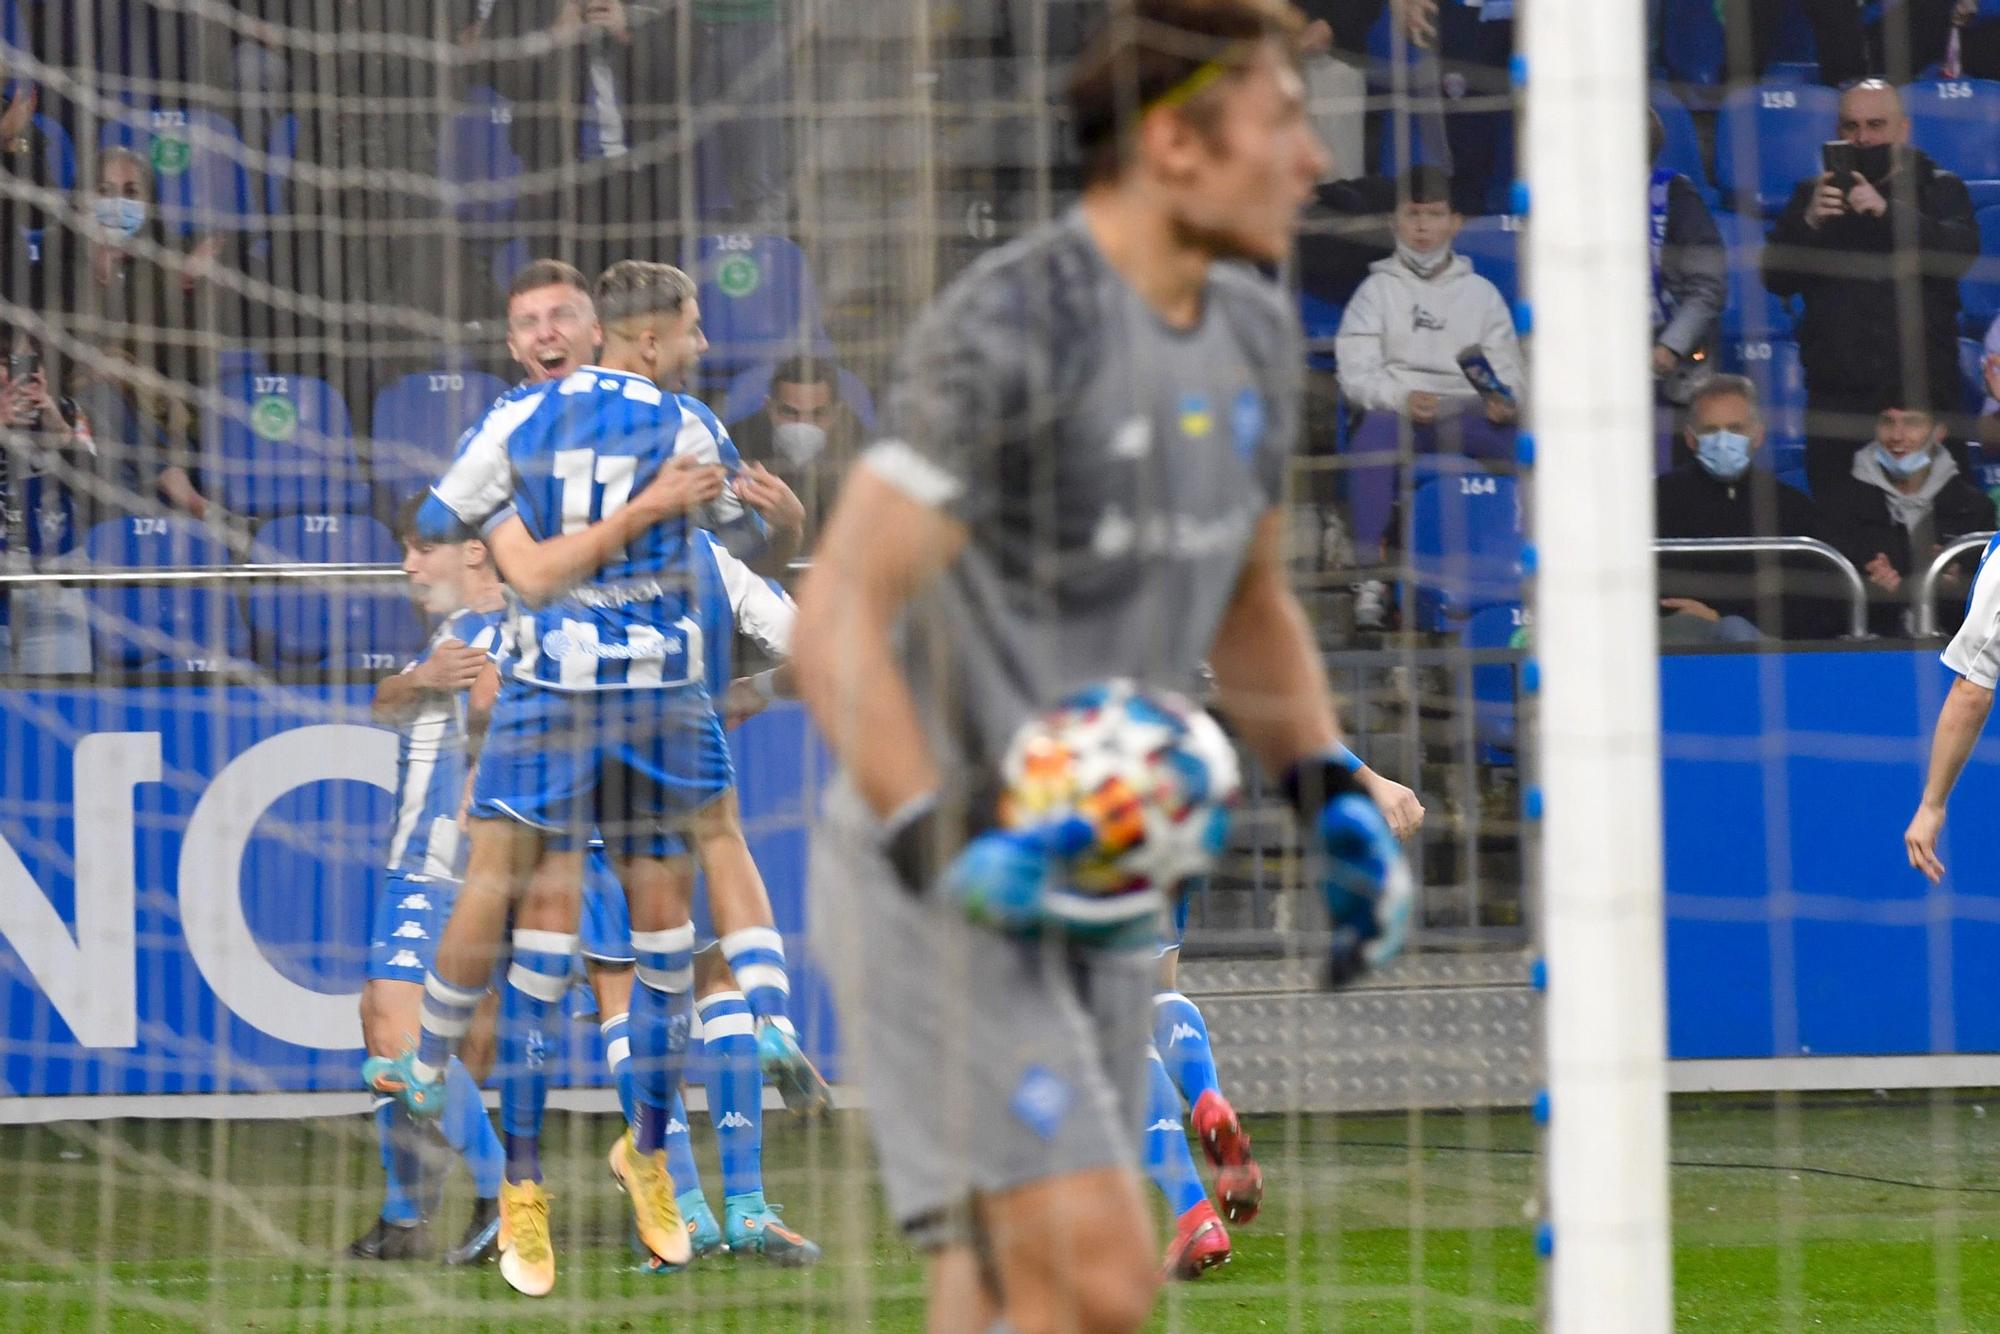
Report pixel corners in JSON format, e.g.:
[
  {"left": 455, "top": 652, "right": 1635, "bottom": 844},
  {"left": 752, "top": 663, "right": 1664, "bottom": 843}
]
[
  {"left": 1163, "top": 1200, "right": 1231, "bottom": 1281},
  {"left": 1191, "top": 1089, "right": 1263, "bottom": 1225}
]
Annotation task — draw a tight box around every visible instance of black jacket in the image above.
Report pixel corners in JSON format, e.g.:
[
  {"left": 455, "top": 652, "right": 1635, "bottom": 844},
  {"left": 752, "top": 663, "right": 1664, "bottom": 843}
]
[
  {"left": 1762, "top": 147, "right": 1979, "bottom": 408},
  {"left": 1819, "top": 461, "right": 1996, "bottom": 634},
  {"left": 1654, "top": 460, "right": 1846, "bottom": 640}
]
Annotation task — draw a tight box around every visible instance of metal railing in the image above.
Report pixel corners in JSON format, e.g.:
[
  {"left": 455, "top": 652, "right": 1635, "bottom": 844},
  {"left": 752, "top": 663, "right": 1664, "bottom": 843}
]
[
  {"left": 1654, "top": 536, "right": 1871, "bottom": 640},
  {"left": 0, "top": 562, "right": 405, "bottom": 590},
  {"left": 1914, "top": 532, "right": 1996, "bottom": 637}
]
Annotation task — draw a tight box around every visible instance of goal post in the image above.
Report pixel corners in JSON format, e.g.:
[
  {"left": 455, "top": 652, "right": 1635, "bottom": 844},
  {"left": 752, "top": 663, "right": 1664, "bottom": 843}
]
[{"left": 1525, "top": 0, "right": 1673, "bottom": 1327}]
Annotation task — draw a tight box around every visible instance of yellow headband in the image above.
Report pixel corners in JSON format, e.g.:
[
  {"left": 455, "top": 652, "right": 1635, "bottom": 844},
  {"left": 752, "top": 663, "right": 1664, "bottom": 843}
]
[{"left": 1146, "top": 57, "right": 1231, "bottom": 113}]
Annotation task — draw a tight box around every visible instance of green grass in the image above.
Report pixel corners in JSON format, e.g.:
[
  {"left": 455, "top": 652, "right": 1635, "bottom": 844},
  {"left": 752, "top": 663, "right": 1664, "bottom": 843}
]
[{"left": 4, "top": 1098, "right": 2000, "bottom": 1330}]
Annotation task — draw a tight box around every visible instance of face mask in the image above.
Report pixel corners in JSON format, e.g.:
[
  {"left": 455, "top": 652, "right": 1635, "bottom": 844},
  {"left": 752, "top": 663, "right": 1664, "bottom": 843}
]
[
  {"left": 1694, "top": 429, "right": 1754, "bottom": 482},
  {"left": 1395, "top": 240, "right": 1452, "bottom": 278},
  {"left": 1873, "top": 441, "right": 1932, "bottom": 478},
  {"left": 772, "top": 419, "right": 828, "bottom": 466},
  {"left": 92, "top": 196, "right": 146, "bottom": 240}
]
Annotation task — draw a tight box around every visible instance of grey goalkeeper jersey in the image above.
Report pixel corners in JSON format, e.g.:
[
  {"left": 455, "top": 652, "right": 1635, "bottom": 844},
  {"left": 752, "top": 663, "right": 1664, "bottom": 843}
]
[{"left": 862, "top": 208, "right": 1302, "bottom": 794}]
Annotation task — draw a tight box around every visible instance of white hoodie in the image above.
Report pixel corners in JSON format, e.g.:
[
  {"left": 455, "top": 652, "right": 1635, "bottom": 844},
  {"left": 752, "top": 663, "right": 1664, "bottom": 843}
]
[{"left": 1335, "top": 252, "right": 1526, "bottom": 414}]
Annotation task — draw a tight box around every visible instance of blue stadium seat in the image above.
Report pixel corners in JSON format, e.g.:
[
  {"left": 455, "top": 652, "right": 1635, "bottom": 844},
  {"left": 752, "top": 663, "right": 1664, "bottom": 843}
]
[
  {"left": 1651, "top": 85, "right": 1716, "bottom": 206},
  {"left": 1713, "top": 211, "right": 1800, "bottom": 338},
  {"left": 209, "top": 370, "right": 366, "bottom": 519},
  {"left": 243, "top": 513, "right": 425, "bottom": 669},
  {"left": 370, "top": 369, "right": 512, "bottom": 505},
  {"left": 693, "top": 234, "right": 831, "bottom": 374},
  {"left": 440, "top": 85, "right": 522, "bottom": 224},
  {"left": 1962, "top": 337, "right": 1990, "bottom": 414},
  {"left": 717, "top": 362, "right": 877, "bottom": 431},
  {"left": 80, "top": 515, "right": 242, "bottom": 673},
  {"left": 1723, "top": 337, "right": 1808, "bottom": 454},
  {"left": 1713, "top": 81, "right": 1841, "bottom": 213},
  {"left": 264, "top": 113, "right": 297, "bottom": 217},
  {"left": 1659, "top": 0, "right": 1727, "bottom": 86},
  {"left": 1454, "top": 215, "right": 1521, "bottom": 308},
  {"left": 1406, "top": 458, "right": 1523, "bottom": 631},
  {"left": 1961, "top": 206, "right": 2000, "bottom": 330},
  {"left": 1462, "top": 602, "right": 1526, "bottom": 760},
  {"left": 102, "top": 107, "right": 259, "bottom": 238},
  {"left": 1904, "top": 79, "right": 2000, "bottom": 208}
]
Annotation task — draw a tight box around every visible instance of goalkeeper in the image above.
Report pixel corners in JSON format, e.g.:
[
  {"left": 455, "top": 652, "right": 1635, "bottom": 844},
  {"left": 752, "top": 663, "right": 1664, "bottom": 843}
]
[{"left": 793, "top": 1, "right": 1409, "bottom": 1328}]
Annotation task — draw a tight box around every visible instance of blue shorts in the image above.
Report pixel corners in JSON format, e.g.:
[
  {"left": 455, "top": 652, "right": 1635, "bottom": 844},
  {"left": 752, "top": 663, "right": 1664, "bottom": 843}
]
[
  {"left": 580, "top": 848, "right": 635, "bottom": 963},
  {"left": 473, "top": 679, "right": 734, "bottom": 857},
  {"left": 366, "top": 870, "right": 457, "bottom": 983}
]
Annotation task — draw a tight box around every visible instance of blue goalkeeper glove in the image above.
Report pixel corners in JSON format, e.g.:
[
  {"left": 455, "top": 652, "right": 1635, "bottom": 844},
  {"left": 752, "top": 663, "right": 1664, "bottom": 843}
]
[{"left": 1285, "top": 754, "right": 1415, "bottom": 987}]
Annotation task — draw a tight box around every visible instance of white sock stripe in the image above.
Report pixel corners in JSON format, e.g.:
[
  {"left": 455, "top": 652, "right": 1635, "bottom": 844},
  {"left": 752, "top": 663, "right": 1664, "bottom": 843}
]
[
  {"left": 731, "top": 963, "right": 791, "bottom": 996},
  {"left": 512, "top": 929, "right": 578, "bottom": 958},
  {"left": 772, "top": 1015, "right": 797, "bottom": 1038},
  {"left": 605, "top": 1036, "right": 630, "bottom": 1068},
  {"left": 599, "top": 1014, "right": 629, "bottom": 1036},
  {"left": 424, "top": 973, "right": 485, "bottom": 1009},
  {"left": 422, "top": 1008, "right": 474, "bottom": 1039},
  {"left": 699, "top": 1012, "right": 756, "bottom": 1041},
  {"left": 720, "top": 926, "right": 784, "bottom": 957},
  {"left": 371, "top": 1094, "right": 394, "bottom": 1111},
  {"left": 695, "top": 989, "right": 749, "bottom": 1017},
  {"left": 631, "top": 925, "right": 697, "bottom": 954},
  {"left": 687, "top": 1011, "right": 704, "bottom": 1042},
  {"left": 507, "top": 960, "right": 570, "bottom": 1003},
  {"left": 636, "top": 963, "right": 694, "bottom": 993}
]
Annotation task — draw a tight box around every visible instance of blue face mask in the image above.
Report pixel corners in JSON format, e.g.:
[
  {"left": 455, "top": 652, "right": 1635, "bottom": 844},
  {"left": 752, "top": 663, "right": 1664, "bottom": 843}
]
[
  {"left": 1873, "top": 442, "right": 1933, "bottom": 479},
  {"left": 92, "top": 196, "right": 146, "bottom": 240},
  {"left": 1695, "top": 429, "right": 1754, "bottom": 482}
]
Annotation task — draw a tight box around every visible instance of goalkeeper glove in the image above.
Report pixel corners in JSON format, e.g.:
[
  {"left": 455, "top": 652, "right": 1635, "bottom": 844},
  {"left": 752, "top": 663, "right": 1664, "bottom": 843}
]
[{"left": 1284, "top": 752, "right": 1414, "bottom": 987}]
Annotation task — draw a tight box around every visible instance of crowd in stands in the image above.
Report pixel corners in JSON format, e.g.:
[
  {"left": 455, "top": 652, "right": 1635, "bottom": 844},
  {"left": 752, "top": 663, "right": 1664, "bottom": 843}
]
[{"left": 2, "top": 0, "right": 1999, "bottom": 682}]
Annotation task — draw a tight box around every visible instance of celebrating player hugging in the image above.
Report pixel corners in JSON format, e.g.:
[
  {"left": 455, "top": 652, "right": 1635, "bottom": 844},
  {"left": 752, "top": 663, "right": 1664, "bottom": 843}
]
[{"left": 792, "top": 0, "right": 1414, "bottom": 1329}]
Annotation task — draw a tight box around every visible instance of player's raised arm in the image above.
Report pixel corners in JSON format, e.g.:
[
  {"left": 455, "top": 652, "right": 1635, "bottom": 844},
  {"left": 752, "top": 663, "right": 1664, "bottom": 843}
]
[
  {"left": 792, "top": 465, "right": 966, "bottom": 823},
  {"left": 484, "top": 455, "right": 725, "bottom": 607}
]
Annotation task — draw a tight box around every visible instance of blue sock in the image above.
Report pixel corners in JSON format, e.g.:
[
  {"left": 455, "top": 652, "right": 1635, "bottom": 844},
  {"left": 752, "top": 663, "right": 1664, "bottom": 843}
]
[
  {"left": 498, "top": 930, "right": 576, "bottom": 1184},
  {"left": 602, "top": 1012, "right": 639, "bottom": 1132},
  {"left": 697, "top": 990, "right": 763, "bottom": 1198},
  {"left": 374, "top": 1098, "right": 425, "bottom": 1225},
  {"left": 719, "top": 927, "right": 794, "bottom": 1036},
  {"left": 629, "top": 925, "right": 696, "bottom": 1153},
  {"left": 1154, "top": 991, "right": 1221, "bottom": 1109},
  {"left": 1143, "top": 1053, "right": 1207, "bottom": 1218},
  {"left": 441, "top": 1058, "right": 503, "bottom": 1200},
  {"left": 664, "top": 1087, "right": 704, "bottom": 1200},
  {"left": 417, "top": 972, "right": 485, "bottom": 1080}
]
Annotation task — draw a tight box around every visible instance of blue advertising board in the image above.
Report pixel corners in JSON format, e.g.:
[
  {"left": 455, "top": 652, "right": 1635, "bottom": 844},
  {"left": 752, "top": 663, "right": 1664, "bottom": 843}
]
[{"left": 0, "top": 684, "right": 832, "bottom": 1098}]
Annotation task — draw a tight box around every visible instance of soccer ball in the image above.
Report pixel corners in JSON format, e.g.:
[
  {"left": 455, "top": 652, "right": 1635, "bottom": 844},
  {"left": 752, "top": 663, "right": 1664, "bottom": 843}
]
[{"left": 998, "top": 680, "right": 1242, "bottom": 920}]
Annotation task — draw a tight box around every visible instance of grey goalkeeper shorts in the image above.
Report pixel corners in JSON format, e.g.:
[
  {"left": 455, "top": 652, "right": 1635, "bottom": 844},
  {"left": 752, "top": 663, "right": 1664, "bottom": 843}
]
[{"left": 809, "top": 781, "right": 1156, "bottom": 1249}]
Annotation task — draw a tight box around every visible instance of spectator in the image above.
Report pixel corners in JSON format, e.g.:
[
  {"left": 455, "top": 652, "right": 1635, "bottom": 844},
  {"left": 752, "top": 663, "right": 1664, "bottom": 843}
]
[
  {"left": 1821, "top": 387, "right": 1995, "bottom": 635},
  {"left": 1976, "top": 310, "right": 2000, "bottom": 456},
  {"left": 1297, "top": 173, "right": 1397, "bottom": 308},
  {"left": 61, "top": 147, "right": 211, "bottom": 523},
  {"left": 1655, "top": 374, "right": 1843, "bottom": 643},
  {"left": 0, "top": 327, "right": 95, "bottom": 673},
  {"left": 1335, "top": 164, "right": 1522, "bottom": 553},
  {"left": 689, "top": 0, "right": 795, "bottom": 226},
  {"left": 1762, "top": 80, "right": 1979, "bottom": 498},
  {"left": 728, "top": 354, "right": 863, "bottom": 537},
  {"left": 1649, "top": 107, "right": 1725, "bottom": 417}
]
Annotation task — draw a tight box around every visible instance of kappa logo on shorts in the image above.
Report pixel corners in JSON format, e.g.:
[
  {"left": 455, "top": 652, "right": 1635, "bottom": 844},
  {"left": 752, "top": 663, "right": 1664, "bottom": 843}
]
[
  {"left": 1168, "top": 1023, "right": 1201, "bottom": 1045},
  {"left": 391, "top": 921, "right": 427, "bottom": 940},
  {"left": 718, "top": 1111, "right": 754, "bottom": 1130},
  {"left": 1009, "top": 1065, "right": 1073, "bottom": 1143},
  {"left": 397, "top": 894, "right": 433, "bottom": 911},
  {"left": 385, "top": 950, "right": 422, "bottom": 971},
  {"left": 1147, "top": 1118, "right": 1183, "bottom": 1133}
]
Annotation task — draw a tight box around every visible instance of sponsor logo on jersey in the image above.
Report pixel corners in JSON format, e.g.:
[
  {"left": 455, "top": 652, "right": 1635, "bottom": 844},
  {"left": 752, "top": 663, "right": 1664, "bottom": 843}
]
[
  {"left": 1090, "top": 503, "right": 1258, "bottom": 562},
  {"left": 1169, "top": 1022, "right": 1201, "bottom": 1045},
  {"left": 540, "top": 628, "right": 684, "bottom": 663},
  {"left": 718, "top": 1111, "right": 755, "bottom": 1130},
  {"left": 386, "top": 949, "right": 422, "bottom": 970}
]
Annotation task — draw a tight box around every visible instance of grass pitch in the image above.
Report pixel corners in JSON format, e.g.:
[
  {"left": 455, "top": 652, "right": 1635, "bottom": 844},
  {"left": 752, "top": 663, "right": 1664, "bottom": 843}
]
[{"left": 4, "top": 1098, "right": 2000, "bottom": 1331}]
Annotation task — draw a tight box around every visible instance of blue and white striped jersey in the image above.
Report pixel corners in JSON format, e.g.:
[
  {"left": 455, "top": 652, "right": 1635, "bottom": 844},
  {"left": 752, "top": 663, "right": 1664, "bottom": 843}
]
[
  {"left": 421, "top": 366, "right": 769, "bottom": 693},
  {"left": 691, "top": 529, "right": 795, "bottom": 688},
  {"left": 384, "top": 607, "right": 505, "bottom": 880}
]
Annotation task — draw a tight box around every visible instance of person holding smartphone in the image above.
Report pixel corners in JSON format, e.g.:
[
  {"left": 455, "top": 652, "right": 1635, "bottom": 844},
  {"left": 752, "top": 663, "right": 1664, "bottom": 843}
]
[
  {"left": 1763, "top": 80, "right": 1979, "bottom": 498},
  {"left": 0, "top": 329, "right": 91, "bottom": 674}
]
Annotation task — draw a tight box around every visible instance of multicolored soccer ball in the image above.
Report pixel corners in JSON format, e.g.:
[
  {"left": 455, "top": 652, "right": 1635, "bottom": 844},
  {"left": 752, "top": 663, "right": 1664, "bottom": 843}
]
[{"left": 998, "top": 680, "right": 1242, "bottom": 922}]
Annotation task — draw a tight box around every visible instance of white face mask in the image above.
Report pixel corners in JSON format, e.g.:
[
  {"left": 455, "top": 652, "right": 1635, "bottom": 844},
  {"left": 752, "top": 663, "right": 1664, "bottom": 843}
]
[
  {"left": 1395, "top": 239, "right": 1454, "bottom": 278},
  {"left": 92, "top": 196, "right": 146, "bottom": 240},
  {"left": 772, "top": 419, "right": 828, "bottom": 466}
]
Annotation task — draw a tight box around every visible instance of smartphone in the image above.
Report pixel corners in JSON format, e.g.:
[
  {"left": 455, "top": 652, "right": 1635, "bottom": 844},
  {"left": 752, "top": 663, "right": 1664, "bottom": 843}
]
[
  {"left": 1821, "top": 139, "right": 1859, "bottom": 181},
  {"left": 8, "top": 349, "right": 38, "bottom": 382}
]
